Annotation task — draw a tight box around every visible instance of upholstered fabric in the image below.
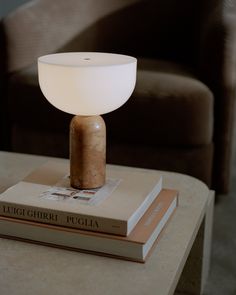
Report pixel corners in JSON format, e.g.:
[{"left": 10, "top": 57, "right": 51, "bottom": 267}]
[
  {"left": 197, "top": 3, "right": 236, "bottom": 191},
  {"left": 1, "top": 0, "right": 236, "bottom": 193},
  {"left": 3, "top": 0, "right": 139, "bottom": 72},
  {"left": 10, "top": 123, "right": 214, "bottom": 186},
  {"left": 4, "top": 0, "right": 204, "bottom": 72},
  {"left": 8, "top": 59, "right": 213, "bottom": 147},
  {"left": 105, "top": 59, "right": 213, "bottom": 146}
]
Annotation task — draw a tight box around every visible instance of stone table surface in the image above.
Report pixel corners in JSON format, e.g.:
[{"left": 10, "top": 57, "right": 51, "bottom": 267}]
[{"left": 0, "top": 152, "right": 213, "bottom": 295}]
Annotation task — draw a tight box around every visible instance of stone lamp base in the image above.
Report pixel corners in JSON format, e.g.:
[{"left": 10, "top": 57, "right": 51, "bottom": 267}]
[{"left": 70, "top": 115, "right": 106, "bottom": 189}]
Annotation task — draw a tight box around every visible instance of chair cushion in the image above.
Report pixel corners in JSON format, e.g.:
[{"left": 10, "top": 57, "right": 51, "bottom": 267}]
[
  {"left": 104, "top": 58, "right": 214, "bottom": 146},
  {"left": 8, "top": 58, "right": 213, "bottom": 149},
  {"left": 8, "top": 64, "right": 73, "bottom": 134}
]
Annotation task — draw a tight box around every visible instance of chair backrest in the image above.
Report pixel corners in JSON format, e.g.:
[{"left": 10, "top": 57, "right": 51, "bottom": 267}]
[{"left": 2, "top": 0, "right": 216, "bottom": 73}]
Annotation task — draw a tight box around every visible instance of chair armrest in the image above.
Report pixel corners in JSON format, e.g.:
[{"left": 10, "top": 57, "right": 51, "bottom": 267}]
[
  {"left": 0, "top": 19, "right": 10, "bottom": 149},
  {"left": 198, "top": 6, "right": 236, "bottom": 94},
  {"left": 197, "top": 3, "right": 236, "bottom": 192}
]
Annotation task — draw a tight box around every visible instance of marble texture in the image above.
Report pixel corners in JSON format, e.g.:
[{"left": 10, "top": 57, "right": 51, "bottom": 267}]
[{"left": 70, "top": 115, "right": 106, "bottom": 189}]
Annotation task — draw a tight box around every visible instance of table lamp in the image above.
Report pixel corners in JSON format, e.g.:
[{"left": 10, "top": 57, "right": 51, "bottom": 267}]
[{"left": 38, "top": 52, "right": 137, "bottom": 189}]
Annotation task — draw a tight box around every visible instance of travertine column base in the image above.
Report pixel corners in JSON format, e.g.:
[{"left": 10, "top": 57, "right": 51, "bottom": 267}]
[{"left": 70, "top": 115, "right": 106, "bottom": 189}]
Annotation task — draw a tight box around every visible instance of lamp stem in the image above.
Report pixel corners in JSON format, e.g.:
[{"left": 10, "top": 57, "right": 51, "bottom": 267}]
[{"left": 70, "top": 115, "right": 106, "bottom": 189}]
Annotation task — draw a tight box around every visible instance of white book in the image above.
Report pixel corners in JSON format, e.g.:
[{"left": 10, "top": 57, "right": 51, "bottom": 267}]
[
  {"left": 0, "top": 160, "right": 162, "bottom": 236},
  {"left": 0, "top": 189, "right": 178, "bottom": 263}
]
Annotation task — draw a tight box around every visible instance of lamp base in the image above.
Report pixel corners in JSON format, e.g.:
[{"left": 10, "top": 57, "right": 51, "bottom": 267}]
[{"left": 70, "top": 115, "right": 106, "bottom": 189}]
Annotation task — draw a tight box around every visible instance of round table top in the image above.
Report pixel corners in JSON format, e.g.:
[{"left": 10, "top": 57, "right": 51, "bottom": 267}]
[{"left": 0, "top": 151, "right": 210, "bottom": 295}]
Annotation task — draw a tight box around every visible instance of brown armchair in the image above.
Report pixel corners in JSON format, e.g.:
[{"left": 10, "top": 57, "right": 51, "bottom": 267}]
[{"left": 0, "top": 0, "right": 235, "bottom": 193}]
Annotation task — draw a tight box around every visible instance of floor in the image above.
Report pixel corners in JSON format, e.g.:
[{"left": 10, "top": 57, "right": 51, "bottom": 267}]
[{"left": 203, "top": 144, "right": 236, "bottom": 294}]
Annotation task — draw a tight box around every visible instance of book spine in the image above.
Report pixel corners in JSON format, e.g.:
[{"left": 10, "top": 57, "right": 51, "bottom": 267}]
[{"left": 0, "top": 202, "right": 127, "bottom": 236}]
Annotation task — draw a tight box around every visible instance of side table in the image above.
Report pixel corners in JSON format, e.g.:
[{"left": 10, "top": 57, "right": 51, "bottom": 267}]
[{"left": 0, "top": 151, "right": 214, "bottom": 295}]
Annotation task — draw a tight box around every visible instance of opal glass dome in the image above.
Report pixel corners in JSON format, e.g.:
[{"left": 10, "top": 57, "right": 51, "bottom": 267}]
[{"left": 38, "top": 52, "right": 137, "bottom": 115}]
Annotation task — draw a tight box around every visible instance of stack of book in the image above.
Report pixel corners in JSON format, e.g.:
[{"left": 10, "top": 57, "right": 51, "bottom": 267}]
[{"left": 0, "top": 161, "right": 178, "bottom": 263}]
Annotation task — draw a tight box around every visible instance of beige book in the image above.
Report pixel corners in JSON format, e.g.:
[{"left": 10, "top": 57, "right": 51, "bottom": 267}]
[
  {"left": 0, "top": 161, "right": 162, "bottom": 236},
  {"left": 0, "top": 189, "right": 178, "bottom": 263}
]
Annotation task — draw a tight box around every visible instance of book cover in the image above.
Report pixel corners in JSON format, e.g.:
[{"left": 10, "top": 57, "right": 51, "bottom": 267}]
[
  {"left": 0, "top": 161, "right": 162, "bottom": 236},
  {"left": 0, "top": 189, "right": 178, "bottom": 263}
]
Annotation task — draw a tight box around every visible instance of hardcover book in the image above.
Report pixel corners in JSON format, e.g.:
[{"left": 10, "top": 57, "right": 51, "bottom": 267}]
[
  {"left": 0, "top": 161, "right": 162, "bottom": 236},
  {"left": 0, "top": 189, "right": 178, "bottom": 263}
]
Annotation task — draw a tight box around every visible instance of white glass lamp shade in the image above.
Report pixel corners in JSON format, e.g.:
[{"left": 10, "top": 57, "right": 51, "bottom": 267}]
[{"left": 38, "top": 52, "right": 137, "bottom": 115}]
